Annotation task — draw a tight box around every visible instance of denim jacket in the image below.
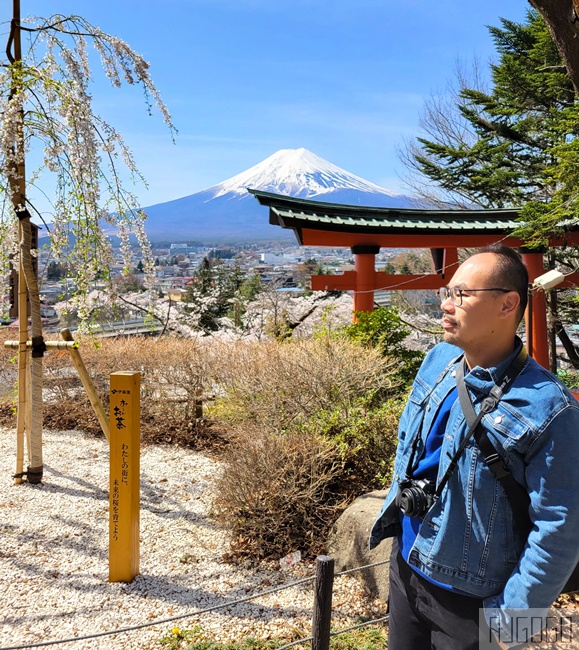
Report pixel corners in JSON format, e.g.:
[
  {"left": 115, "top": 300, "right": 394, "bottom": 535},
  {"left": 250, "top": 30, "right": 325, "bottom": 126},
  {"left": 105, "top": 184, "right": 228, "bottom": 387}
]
[{"left": 370, "top": 341, "right": 579, "bottom": 635}]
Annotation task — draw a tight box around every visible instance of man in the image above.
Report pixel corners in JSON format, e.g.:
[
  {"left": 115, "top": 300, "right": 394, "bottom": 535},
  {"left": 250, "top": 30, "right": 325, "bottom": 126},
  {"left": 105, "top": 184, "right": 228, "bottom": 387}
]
[{"left": 370, "top": 244, "right": 579, "bottom": 649}]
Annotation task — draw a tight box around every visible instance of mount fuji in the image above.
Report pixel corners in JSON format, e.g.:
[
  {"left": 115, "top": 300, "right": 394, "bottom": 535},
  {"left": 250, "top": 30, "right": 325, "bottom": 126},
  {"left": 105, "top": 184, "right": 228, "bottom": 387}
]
[{"left": 141, "top": 148, "right": 416, "bottom": 242}]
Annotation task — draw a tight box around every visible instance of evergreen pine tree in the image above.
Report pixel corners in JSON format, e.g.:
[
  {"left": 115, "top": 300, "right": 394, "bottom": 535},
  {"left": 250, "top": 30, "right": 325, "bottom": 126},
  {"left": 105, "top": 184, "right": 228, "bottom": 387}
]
[
  {"left": 404, "top": 10, "right": 579, "bottom": 371},
  {"left": 408, "top": 10, "right": 575, "bottom": 210}
]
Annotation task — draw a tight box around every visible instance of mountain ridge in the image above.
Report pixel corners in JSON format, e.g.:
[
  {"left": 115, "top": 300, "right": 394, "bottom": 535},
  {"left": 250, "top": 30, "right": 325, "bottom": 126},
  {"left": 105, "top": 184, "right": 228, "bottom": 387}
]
[{"left": 141, "top": 148, "right": 417, "bottom": 242}]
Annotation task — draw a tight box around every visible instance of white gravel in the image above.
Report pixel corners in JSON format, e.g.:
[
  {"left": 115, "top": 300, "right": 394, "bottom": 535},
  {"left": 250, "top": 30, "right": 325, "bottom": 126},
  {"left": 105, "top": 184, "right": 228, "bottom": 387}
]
[{"left": 0, "top": 427, "right": 385, "bottom": 650}]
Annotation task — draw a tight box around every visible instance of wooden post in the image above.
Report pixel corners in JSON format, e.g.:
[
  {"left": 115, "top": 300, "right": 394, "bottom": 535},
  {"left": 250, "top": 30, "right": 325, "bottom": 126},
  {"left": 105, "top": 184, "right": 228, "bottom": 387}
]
[
  {"left": 522, "top": 251, "right": 549, "bottom": 369},
  {"left": 311, "top": 555, "right": 334, "bottom": 650},
  {"left": 351, "top": 245, "right": 380, "bottom": 317},
  {"left": 109, "top": 371, "right": 140, "bottom": 582}
]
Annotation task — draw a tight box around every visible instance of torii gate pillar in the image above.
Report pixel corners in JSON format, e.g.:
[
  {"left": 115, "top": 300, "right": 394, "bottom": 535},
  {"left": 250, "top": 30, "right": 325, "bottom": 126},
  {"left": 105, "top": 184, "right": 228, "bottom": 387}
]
[
  {"left": 352, "top": 245, "right": 379, "bottom": 315},
  {"left": 521, "top": 250, "right": 549, "bottom": 369}
]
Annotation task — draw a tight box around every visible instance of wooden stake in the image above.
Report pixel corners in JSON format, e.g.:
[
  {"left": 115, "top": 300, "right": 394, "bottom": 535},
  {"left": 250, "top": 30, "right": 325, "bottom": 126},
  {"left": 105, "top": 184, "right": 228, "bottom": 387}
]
[
  {"left": 312, "top": 556, "right": 334, "bottom": 650},
  {"left": 14, "top": 222, "right": 27, "bottom": 485},
  {"left": 60, "top": 329, "right": 110, "bottom": 442}
]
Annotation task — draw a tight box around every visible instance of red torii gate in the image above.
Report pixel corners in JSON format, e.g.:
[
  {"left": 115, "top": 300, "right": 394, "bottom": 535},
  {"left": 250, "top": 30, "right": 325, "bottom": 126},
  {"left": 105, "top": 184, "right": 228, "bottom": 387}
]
[{"left": 249, "top": 189, "right": 579, "bottom": 370}]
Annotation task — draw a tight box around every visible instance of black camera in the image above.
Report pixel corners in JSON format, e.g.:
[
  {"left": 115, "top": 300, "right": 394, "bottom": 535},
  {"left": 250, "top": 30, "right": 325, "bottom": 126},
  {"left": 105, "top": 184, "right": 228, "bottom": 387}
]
[{"left": 395, "top": 477, "right": 436, "bottom": 518}]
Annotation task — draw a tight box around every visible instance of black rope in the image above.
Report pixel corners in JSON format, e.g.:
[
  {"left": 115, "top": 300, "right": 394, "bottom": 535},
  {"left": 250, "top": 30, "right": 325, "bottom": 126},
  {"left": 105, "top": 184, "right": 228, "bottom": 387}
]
[
  {"left": 31, "top": 335, "right": 47, "bottom": 358},
  {"left": 275, "top": 614, "right": 390, "bottom": 650},
  {"left": 0, "top": 558, "right": 394, "bottom": 650},
  {"left": 0, "top": 574, "right": 316, "bottom": 650}
]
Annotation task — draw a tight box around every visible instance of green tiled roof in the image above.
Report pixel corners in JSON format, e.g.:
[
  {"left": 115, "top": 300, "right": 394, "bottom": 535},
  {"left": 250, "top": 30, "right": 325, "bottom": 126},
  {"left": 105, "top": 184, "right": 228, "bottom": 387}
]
[{"left": 248, "top": 189, "right": 521, "bottom": 236}]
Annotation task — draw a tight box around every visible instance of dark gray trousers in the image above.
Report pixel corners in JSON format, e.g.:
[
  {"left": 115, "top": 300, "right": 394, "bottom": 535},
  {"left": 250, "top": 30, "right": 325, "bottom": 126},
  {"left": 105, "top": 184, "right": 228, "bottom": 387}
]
[{"left": 388, "top": 538, "right": 503, "bottom": 650}]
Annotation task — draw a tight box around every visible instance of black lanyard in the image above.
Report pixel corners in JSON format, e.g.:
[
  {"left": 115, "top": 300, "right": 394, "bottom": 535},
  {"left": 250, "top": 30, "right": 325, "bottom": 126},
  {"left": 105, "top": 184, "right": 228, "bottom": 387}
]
[
  {"left": 434, "top": 347, "right": 527, "bottom": 500},
  {"left": 403, "top": 356, "right": 462, "bottom": 478}
]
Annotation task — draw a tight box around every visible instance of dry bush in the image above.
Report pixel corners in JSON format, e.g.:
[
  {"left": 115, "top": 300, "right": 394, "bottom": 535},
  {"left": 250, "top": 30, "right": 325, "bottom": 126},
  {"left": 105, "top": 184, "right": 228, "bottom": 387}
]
[
  {"left": 213, "top": 429, "right": 342, "bottom": 561},
  {"left": 209, "top": 336, "right": 402, "bottom": 560},
  {"left": 0, "top": 332, "right": 226, "bottom": 448},
  {"left": 209, "top": 336, "right": 395, "bottom": 433},
  {"left": 70, "top": 335, "right": 225, "bottom": 446}
]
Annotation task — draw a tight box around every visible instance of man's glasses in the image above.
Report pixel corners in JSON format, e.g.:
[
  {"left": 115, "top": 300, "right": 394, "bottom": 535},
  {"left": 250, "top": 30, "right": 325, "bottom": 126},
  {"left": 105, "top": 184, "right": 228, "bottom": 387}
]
[{"left": 438, "top": 286, "right": 512, "bottom": 307}]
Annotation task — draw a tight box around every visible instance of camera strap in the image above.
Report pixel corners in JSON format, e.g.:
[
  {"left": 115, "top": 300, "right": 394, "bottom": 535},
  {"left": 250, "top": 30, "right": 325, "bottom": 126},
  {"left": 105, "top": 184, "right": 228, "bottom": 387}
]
[
  {"left": 403, "top": 356, "right": 464, "bottom": 478},
  {"left": 434, "top": 347, "right": 527, "bottom": 512},
  {"left": 455, "top": 349, "right": 531, "bottom": 535}
]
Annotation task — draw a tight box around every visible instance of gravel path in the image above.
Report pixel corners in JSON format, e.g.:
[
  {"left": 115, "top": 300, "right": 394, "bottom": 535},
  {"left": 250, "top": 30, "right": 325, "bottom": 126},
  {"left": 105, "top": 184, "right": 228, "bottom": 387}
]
[{"left": 0, "top": 427, "right": 385, "bottom": 650}]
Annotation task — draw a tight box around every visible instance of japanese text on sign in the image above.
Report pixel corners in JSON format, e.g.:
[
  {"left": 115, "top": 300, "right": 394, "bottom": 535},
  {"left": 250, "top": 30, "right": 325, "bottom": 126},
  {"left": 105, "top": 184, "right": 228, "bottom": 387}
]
[
  {"left": 112, "top": 479, "right": 120, "bottom": 541},
  {"left": 113, "top": 399, "right": 129, "bottom": 430},
  {"left": 121, "top": 443, "right": 129, "bottom": 485}
]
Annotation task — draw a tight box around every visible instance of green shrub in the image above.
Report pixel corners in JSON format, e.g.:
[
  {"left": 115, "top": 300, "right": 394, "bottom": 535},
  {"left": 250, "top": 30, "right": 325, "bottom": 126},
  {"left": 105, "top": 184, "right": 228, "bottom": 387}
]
[
  {"left": 210, "top": 335, "right": 408, "bottom": 560},
  {"left": 301, "top": 399, "right": 404, "bottom": 497},
  {"left": 209, "top": 337, "right": 396, "bottom": 434},
  {"left": 558, "top": 368, "right": 579, "bottom": 391},
  {"left": 342, "top": 306, "right": 424, "bottom": 390}
]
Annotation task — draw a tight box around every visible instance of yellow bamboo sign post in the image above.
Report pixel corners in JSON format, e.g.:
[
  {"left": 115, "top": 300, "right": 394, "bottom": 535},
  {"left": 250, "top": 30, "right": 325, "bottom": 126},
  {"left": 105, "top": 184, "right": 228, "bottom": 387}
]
[{"left": 109, "top": 371, "right": 141, "bottom": 582}]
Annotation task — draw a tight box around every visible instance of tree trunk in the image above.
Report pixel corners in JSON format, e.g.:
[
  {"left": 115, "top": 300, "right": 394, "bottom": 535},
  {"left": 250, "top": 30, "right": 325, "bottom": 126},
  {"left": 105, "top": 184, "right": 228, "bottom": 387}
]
[
  {"left": 555, "top": 318, "right": 579, "bottom": 367},
  {"left": 9, "top": 0, "right": 44, "bottom": 483},
  {"left": 530, "top": 0, "right": 579, "bottom": 98}
]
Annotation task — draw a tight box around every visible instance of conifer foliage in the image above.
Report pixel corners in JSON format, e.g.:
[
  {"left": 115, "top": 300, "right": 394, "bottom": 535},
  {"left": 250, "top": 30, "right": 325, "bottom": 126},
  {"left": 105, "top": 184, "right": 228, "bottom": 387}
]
[
  {"left": 406, "top": 10, "right": 575, "bottom": 212},
  {"left": 531, "top": 0, "right": 579, "bottom": 100},
  {"left": 404, "top": 10, "right": 579, "bottom": 370}
]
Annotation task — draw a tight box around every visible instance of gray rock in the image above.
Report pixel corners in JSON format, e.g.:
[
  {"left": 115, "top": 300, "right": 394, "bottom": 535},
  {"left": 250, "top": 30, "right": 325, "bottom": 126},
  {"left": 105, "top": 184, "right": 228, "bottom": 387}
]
[{"left": 327, "top": 490, "right": 392, "bottom": 603}]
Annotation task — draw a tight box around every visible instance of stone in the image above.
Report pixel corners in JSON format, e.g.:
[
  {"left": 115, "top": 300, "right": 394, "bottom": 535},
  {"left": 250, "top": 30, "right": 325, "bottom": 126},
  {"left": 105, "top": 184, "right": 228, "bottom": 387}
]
[{"left": 327, "top": 489, "right": 392, "bottom": 603}]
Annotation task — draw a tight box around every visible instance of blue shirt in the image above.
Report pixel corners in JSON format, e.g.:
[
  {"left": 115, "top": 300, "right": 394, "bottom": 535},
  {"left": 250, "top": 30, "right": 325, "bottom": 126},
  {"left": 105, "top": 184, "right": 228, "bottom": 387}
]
[{"left": 399, "top": 386, "right": 461, "bottom": 591}]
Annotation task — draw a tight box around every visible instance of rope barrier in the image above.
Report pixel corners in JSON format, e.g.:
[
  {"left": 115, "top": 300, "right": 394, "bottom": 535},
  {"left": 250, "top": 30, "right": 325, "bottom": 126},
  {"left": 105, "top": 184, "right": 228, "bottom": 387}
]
[
  {"left": 0, "top": 575, "right": 316, "bottom": 650},
  {"left": 330, "top": 614, "right": 390, "bottom": 636},
  {"left": 334, "top": 558, "right": 390, "bottom": 577},
  {"left": 275, "top": 634, "right": 314, "bottom": 650},
  {"left": 0, "top": 558, "right": 394, "bottom": 650},
  {"left": 0, "top": 557, "right": 395, "bottom": 650},
  {"left": 274, "top": 614, "right": 390, "bottom": 650}
]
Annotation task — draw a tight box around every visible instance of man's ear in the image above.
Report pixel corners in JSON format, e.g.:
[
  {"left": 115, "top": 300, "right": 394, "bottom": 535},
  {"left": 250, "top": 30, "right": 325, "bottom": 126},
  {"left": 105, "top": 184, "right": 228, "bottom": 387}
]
[{"left": 499, "top": 291, "right": 521, "bottom": 319}]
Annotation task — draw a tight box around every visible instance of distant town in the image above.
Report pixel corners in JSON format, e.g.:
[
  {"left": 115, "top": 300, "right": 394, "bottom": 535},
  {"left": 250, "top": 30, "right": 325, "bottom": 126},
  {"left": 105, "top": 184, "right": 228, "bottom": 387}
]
[{"left": 20, "top": 239, "right": 408, "bottom": 334}]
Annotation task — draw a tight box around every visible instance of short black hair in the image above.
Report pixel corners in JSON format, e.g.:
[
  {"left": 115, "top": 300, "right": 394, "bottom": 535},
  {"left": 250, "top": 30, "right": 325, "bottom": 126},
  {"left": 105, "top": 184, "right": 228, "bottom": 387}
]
[{"left": 474, "top": 244, "right": 528, "bottom": 322}]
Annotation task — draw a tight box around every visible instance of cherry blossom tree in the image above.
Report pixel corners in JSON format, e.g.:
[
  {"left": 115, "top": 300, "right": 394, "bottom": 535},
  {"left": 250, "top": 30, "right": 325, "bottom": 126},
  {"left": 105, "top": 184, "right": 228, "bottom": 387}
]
[{"left": 1, "top": 1, "right": 174, "bottom": 483}]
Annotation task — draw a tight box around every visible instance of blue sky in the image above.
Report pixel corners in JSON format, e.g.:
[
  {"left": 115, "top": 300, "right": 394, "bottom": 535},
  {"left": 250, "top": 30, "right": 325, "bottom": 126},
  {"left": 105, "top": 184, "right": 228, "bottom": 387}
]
[{"left": 4, "top": 1, "right": 530, "bottom": 208}]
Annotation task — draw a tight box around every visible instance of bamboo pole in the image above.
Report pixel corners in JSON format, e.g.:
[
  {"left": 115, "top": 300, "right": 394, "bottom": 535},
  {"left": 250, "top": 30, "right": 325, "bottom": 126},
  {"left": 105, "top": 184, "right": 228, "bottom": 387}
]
[
  {"left": 60, "top": 329, "right": 110, "bottom": 442},
  {"left": 14, "top": 221, "right": 27, "bottom": 485},
  {"left": 20, "top": 218, "right": 44, "bottom": 482},
  {"left": 25, "top": 346, "right": 31, "bottom": 467},
  {"left": 5, "top": 340, "right": 78, "bottom": 350}
]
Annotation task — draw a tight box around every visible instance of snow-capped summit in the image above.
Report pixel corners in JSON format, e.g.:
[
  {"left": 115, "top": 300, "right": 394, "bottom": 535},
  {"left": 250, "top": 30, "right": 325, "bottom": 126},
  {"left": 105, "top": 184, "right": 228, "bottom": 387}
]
[
  {"left": 205, "top": 147, "right": 399, "bottom": 200},
  {"left": 141, "top": 148, "right": 416, "bottom": 242}
]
